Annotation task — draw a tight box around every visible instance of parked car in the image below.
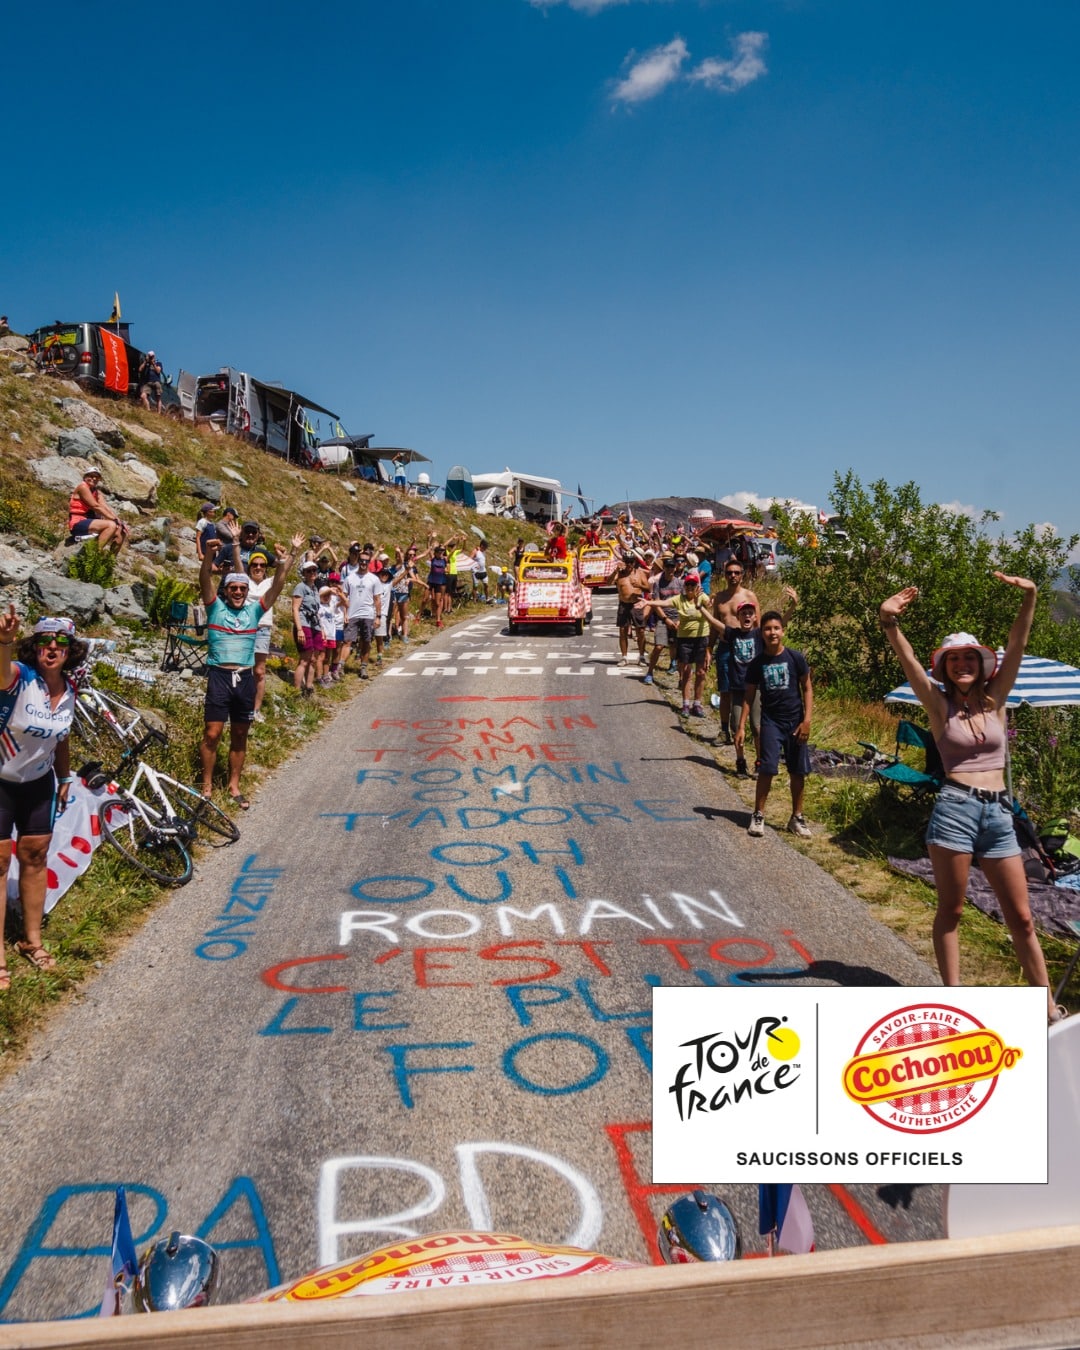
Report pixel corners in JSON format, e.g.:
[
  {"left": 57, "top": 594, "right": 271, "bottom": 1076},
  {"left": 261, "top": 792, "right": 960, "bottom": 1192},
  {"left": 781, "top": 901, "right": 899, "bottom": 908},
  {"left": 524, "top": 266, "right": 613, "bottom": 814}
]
[
  {"left": 508, "top": 552, "right": 592, "bottom": 635},
  {"left": 28, "top": 321, "right": 186, "bottom": 418}
]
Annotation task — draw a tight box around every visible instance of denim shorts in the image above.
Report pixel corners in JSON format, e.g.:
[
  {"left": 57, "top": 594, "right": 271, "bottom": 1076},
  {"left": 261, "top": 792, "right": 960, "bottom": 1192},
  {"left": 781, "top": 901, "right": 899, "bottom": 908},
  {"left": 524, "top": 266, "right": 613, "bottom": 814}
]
[
  {"left": 758, "top": 717, "right": 811, "bottom": 778},
  {"left": 925, "top": 784, "right": 1019, "bottom": 859}
]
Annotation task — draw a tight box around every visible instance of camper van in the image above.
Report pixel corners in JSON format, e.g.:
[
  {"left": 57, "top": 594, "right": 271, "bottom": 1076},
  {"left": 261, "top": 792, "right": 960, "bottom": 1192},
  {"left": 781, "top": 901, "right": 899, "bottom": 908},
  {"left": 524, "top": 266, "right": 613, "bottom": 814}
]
[
  {"left": 193, "top": 368, "right": 337, "bottom": 464},
  {"left": 28, "top": 321, "right": 186, "bottom": 417},
  {"left": 473, "top": 470, "right": 563, "bottom": 523}
]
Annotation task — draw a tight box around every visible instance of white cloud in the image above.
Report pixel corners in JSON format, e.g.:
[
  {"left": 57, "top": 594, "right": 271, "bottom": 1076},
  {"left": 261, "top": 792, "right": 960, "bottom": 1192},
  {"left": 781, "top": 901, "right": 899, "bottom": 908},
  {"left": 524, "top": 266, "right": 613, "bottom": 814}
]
[
  {"left": 611, "top": 37, "right": 688, "bottom": 105},
  {"left": 687, "top": 31, "right": 768, "bottom": 93},
  {"left": 528, "top": 0, "right": 652, "bottom": 11},
  {"left": 610, "top": 31, "right": 768, "bottom": 106},
  {"left": 938, "top": 500, "right": 982, "bottom": 519},
  {"left": 723, "top": 490, "right": 821, "bottom": 519}
]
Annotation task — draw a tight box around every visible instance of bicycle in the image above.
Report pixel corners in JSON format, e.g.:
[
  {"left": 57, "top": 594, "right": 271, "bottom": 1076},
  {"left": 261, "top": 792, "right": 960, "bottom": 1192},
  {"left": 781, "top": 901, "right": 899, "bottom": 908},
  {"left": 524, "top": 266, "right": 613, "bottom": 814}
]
[{"left": 91, "top": 729, "right": 240, "bottom": 886}]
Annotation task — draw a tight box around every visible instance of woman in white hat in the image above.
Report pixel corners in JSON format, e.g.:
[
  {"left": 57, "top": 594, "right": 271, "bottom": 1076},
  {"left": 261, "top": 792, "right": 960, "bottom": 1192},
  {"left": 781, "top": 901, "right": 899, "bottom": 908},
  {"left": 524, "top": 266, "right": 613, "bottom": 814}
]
[
  {"left": 878, "top": 574, "right": 1060, "bottom": 1019},
  {"left": 66, "top": 466, "right": 129, "bottom": 553}
]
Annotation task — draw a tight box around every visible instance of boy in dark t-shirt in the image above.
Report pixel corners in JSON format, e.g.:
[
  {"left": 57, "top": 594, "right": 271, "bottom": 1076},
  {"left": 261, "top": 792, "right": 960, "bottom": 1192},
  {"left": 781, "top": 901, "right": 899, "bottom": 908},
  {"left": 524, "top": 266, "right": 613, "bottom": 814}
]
[
  {"left": 735, "top": 611, "right": 813, "bottom": 839},
  {"left": 723, "top": 600, "right": 765, "bottom": 777}
]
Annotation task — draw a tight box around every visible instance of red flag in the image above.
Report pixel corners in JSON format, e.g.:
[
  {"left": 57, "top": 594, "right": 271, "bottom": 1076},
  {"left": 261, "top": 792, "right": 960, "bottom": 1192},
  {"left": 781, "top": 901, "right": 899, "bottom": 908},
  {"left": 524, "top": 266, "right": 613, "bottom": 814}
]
[{"left": 98, "top": 326, "right": 129, "bottom": 394}]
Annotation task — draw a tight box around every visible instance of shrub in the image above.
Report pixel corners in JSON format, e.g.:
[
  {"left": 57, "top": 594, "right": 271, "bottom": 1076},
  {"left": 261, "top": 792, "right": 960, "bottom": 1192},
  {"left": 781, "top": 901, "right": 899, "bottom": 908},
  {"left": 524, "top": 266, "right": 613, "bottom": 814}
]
[
  {"left": 147, "top": 574, "right": 196, "bottom": 627},
  {"left": 156, "top": 471, "right": 190, "bottom": 513},
  {"left": 67, "top": 538, "right": 117, "bottom": 588}
]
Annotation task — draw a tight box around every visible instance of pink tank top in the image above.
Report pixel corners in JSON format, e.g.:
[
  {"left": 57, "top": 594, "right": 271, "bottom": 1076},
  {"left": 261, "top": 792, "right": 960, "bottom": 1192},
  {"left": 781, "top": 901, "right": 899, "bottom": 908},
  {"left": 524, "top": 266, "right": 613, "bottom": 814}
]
[{"left": 937, "top": 700, "right": 1006, "bottom": 775}]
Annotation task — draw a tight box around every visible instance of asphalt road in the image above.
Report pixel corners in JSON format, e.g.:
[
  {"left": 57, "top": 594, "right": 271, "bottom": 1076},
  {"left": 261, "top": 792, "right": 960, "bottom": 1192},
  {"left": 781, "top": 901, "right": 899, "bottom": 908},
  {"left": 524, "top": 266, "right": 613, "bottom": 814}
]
[{"left": 0, "top": 597, "right": 942, "bottom": 1321}]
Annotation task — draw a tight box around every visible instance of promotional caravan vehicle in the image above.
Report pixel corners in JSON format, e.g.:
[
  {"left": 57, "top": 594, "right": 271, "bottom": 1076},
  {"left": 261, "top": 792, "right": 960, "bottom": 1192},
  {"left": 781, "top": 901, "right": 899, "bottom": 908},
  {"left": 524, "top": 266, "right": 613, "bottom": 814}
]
[
  {"left": 473, "top": 469, "right": 563, "bottom": 523},
  {"left": 577, "top": 539, "right": 620, "bottom": 590},
  {"left": 508, "top": 551, "right": 592, "bottom": 635},
  {"left": 28, "top": 321, "right": 186, "bottom": 418},
  {"left": 193, "top": 368, "right": 338, "bottom": 464}
]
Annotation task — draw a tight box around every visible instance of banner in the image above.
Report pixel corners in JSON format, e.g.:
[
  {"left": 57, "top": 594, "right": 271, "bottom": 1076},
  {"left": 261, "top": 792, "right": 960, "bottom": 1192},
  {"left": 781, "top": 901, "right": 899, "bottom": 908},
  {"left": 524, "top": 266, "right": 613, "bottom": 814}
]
[
  {"left": 652, "top": 986, "right": 1048, "bottom": 1184},
  {"left": 97, "top": 326, "right": 129, "bottom": 394},
  {"left": 6, "top": 779, "right": 125, "bottom": 914}
]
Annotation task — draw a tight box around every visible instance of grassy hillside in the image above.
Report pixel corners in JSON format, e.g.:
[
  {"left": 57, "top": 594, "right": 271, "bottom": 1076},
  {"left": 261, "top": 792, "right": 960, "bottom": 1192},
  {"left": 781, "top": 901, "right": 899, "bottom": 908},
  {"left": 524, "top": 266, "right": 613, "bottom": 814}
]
[{"left": 0, "top": 361, "right": 533, "bottom": 574}]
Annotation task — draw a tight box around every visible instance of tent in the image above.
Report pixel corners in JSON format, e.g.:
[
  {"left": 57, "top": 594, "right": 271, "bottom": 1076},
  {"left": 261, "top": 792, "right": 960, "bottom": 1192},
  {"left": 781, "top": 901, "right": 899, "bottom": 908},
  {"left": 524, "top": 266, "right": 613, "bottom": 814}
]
[{"left": 445, "top": 465, "right": 476, "bottom": 508}]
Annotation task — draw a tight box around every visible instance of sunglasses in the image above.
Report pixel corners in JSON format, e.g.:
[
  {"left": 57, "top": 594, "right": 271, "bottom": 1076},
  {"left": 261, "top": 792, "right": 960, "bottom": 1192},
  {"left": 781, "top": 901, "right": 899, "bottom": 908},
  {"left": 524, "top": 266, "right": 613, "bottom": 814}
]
[
  {"left": 249, "top": 562, "right": 267, "bottom": 569},
  {"left": 725, "top": 569, "right": 743, "bottom": 577},
  {"left": 35, "top": 634, "right": 71, "bottom": 648}
]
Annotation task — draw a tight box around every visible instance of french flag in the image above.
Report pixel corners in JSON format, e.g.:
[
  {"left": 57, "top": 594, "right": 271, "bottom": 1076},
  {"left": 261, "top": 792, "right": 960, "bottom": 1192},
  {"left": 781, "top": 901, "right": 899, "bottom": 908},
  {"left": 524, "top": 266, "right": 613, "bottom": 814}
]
[
  {"left": 99, "top": 1187, "right": 138, "bottom": 1316},
  {"left": 758, "top": 1184, "right": 815, "bottom": 1255}
]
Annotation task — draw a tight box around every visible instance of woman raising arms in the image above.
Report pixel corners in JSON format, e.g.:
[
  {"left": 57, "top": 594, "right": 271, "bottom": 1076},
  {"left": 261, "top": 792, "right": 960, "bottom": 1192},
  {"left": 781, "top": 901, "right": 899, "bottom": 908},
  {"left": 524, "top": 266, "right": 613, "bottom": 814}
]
[{"left": 878, "top": 574, "right": 1061, "bottom": 1021}]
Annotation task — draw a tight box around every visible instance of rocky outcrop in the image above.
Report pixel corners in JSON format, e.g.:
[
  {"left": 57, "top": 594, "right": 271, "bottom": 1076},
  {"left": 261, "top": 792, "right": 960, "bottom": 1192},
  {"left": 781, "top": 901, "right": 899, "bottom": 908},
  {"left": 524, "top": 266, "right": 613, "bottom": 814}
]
[
  {"left": 104, "top": 584, "right": 150, "bottom": 622},
  {"left": 29, "top": 452, "right": 159, "bottom": 508},
  {"left": 0, "top": 543, "right": 37, "bottom": 584},
  {"left": 56, "top": 427, "right": 103, "bottom": 459},
  {"left": 56, "top": 398, "right": 126, "bottom": 448},
  {"left": 28, "top": 572, "right": 105, "bottom": 624},
  {"left": 185, "top": 476, "right": 222, "bottom": 503}
]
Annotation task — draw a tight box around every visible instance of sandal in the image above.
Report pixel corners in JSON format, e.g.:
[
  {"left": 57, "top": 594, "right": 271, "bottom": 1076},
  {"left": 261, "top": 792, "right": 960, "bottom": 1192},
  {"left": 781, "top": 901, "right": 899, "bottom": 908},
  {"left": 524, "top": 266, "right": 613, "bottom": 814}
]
[
  {"left": 15, "top": 942, "right": 56, "bottom": 971},
  {"left": 228, "top": 792, "right": 251, "bottom": 810},
  {"left": 0, "top": 968, "right": 9, "bottom": 990}
]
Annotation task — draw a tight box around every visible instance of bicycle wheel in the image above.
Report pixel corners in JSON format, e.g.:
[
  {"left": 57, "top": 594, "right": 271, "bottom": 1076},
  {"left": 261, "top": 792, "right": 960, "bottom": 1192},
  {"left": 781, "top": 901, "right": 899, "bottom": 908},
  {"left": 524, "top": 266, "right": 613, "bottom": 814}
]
[
  {"left": 100, "top": 799, "right": 193, "bottom": 886},
  {"left": 168, "top": 781, "right": 241, "bottom": 846}
]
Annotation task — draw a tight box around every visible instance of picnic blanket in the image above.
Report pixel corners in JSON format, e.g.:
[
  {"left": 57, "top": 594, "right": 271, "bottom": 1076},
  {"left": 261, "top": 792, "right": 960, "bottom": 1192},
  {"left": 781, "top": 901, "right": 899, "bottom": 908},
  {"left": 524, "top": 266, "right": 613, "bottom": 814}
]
[{"left": 889, "top": 854, "right": 1080, "bottom": 940}]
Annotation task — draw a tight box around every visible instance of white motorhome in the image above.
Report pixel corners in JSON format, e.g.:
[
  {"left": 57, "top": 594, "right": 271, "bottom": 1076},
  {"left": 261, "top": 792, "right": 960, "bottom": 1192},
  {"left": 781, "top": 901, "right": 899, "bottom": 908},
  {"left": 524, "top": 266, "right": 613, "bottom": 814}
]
[
  {"left": 192, "top": 367, "right": 337, "bottom": 464},
  {"left": 472, "top": 469, "right": 563, "bottom": 523}
]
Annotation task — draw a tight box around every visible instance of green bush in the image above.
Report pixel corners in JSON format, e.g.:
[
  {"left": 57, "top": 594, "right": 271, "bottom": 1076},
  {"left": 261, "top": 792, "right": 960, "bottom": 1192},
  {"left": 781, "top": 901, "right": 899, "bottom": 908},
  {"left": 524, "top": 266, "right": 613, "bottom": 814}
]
[
  {"left": 67, "top": 538, "right": 117, "bottom": 588},
  {"left": 147, "top": 574, "right": 196, "bottom": 627},
  {"left": 156, "top": 471, "right": 190, "bottom": 512}
]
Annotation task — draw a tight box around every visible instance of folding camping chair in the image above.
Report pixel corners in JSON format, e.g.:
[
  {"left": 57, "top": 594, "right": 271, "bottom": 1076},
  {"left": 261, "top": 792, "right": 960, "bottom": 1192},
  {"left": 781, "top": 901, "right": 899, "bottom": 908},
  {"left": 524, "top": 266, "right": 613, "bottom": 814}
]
[
  {"left": 862, "top": 720, "right": 944, "bottom": 797},
  {"left": 160, "top": 600, "right": 208, "bottom": 673}
]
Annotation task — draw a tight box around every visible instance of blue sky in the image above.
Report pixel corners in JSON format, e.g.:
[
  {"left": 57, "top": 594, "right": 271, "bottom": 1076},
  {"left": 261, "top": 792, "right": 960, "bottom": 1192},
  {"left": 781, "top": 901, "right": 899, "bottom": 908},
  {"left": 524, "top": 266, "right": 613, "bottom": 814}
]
[{"left": 4, "top": 1, "right": 1078, "bottom": 547}]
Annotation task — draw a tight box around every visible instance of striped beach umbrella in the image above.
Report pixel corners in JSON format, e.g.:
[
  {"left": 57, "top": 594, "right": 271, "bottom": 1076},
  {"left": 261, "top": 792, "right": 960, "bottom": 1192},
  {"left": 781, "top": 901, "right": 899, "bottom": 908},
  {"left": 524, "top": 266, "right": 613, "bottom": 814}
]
[
  {"left": 885, "top": 653, "right": 1080, "bottom": 710},
  {"left": 885, "top": 653, "right": 1080, "bottom": 798}
]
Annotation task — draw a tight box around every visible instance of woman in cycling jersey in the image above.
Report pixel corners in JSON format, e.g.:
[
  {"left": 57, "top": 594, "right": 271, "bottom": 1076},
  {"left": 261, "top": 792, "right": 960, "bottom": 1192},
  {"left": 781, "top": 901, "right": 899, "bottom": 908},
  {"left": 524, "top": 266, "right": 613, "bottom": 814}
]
[{"left": 0, "top": 610, "right": 86, "bottom": 983}]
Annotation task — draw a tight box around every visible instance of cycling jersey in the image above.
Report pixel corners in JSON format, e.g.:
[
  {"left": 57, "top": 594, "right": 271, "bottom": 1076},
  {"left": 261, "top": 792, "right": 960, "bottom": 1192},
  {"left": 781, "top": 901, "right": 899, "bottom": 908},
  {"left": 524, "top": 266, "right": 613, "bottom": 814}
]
[{"left": 0, "top": 662, "right": 75, "bottom": 782}]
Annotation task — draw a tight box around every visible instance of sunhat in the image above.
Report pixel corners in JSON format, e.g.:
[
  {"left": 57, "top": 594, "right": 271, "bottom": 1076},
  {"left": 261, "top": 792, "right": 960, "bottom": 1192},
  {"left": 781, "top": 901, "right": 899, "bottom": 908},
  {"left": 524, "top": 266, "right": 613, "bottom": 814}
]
[{"left": 931, "top": 632, "right": 998, "bottom": 682}]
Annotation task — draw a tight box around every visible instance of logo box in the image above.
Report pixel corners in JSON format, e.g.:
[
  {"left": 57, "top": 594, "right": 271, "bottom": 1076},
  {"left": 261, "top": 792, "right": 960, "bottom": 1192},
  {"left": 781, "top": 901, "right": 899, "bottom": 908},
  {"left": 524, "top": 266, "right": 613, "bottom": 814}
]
[{"left": 651, "top": 987, "right": 1047, "bottom": 1184}]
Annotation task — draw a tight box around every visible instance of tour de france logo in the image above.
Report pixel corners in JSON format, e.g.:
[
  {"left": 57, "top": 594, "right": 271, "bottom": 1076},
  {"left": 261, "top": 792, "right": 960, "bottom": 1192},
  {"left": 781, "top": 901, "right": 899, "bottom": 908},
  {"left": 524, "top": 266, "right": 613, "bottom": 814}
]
[
  {"left": 841, "top": 1003, "right": 1022, "bottom": 1135},
  {"left": 668, "top": 1016, "right": 802, "bottom": 1119}
]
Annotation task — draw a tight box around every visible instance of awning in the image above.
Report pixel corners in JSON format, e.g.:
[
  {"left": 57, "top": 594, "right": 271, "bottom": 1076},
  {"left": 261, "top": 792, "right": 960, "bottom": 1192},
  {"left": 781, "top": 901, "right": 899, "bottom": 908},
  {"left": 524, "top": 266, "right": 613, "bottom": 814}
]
[
  {"left": 370, "top": 447, "right": 431, "bottom": 465},
  {"left": 251, "top": 378, "right": 338, "bottom": 419}
]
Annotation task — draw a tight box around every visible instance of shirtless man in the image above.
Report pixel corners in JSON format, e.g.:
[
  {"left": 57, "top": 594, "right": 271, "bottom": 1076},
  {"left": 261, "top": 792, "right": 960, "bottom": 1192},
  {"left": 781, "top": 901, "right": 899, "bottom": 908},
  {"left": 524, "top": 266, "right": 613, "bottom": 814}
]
[
  {"left": 710, "top": 558, "right": 760, "bottom": 743},
  {"left": 615, "top": 552, "right": 651, "bottom": 666}
]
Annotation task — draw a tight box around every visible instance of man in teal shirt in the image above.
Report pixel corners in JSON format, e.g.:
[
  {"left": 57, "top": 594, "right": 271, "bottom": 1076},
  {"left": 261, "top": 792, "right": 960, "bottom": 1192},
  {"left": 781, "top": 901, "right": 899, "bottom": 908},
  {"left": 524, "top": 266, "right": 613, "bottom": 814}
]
[{"left": 199, "top": 524, "right": 303, "bottom": 807}]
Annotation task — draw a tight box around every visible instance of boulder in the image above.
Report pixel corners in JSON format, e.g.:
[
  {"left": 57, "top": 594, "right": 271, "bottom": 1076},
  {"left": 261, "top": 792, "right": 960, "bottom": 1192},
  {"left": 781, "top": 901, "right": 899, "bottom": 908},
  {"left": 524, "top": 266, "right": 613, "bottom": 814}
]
[
  {"left": 28, "top": 454, "right": 86, "bottom": 494},
  {"left": 104, "top": 585, "right": 149, "bottom": 622},
  {"left": 116, "top": 419, "right": 164, "bottom": 447},
  {"left": 56, "top": 427, "right": 103, "bottom": 459},
  {"left": 341, "top": 481, "right": 357, "bottom": 496},
  {"left": 0, "top": 543, "right": 37, "bottom": 584},
  {"left": 132, "top": 540, "right": 166, "bottom": 559},
  {"left": 101, "top": 456, "right": 159, "bottom": 507},
  {"left": 0, "top": 334, "right": 29, "bottom": 353},
  {"left": 185, "top": 476, "right": 222, "bottom": 503},
  {"left": 57, "top": 398, "right": 125, "bottom": 448},
  {"left": 222, "top": 466, "right": 249, "bottom": 487},
  {"left": 28, "top": 572, "right": 105, "bottom": 624}
]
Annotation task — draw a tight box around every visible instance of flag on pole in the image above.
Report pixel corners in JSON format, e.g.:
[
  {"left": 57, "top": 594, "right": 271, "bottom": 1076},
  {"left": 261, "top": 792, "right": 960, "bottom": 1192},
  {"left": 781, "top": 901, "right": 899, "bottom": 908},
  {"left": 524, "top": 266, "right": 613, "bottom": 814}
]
[
  {"left": 757, "top": 1183, "right": 815, "bottom": 1255},
  {"left": 99, "top": 1186, "right": 139, "bottom": 1315},
  {"left": 109, "top": 292, "right": 121, "bottom": 324}
]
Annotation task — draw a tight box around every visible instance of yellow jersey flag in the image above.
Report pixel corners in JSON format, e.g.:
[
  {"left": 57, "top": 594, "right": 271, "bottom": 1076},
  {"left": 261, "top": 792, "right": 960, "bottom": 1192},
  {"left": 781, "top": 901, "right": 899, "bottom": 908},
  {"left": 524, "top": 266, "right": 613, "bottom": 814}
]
[{"left": 108, "top": 292, "right": 121, "bottom": 323}]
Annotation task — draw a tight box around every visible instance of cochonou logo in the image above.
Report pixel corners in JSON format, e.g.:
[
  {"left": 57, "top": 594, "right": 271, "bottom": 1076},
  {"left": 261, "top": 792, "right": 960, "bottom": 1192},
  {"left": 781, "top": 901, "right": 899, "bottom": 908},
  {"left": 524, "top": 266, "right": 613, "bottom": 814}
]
[
  {"left": 841, "top": 1003, "right": 1022, "bottom": 1135},
  {"left": 668, "top": 1016, "right": 801, "bottom": 1120}
]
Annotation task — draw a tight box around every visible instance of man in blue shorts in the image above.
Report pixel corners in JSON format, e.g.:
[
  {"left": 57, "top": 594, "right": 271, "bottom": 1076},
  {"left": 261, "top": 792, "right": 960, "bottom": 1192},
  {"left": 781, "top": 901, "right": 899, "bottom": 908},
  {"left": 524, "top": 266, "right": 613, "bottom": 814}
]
[
  {"left": 735, "top": 611, "right": 813, "bottom": 839},
  {"left": 199, "top": 524, "right": 303, "bottom": 807}
]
